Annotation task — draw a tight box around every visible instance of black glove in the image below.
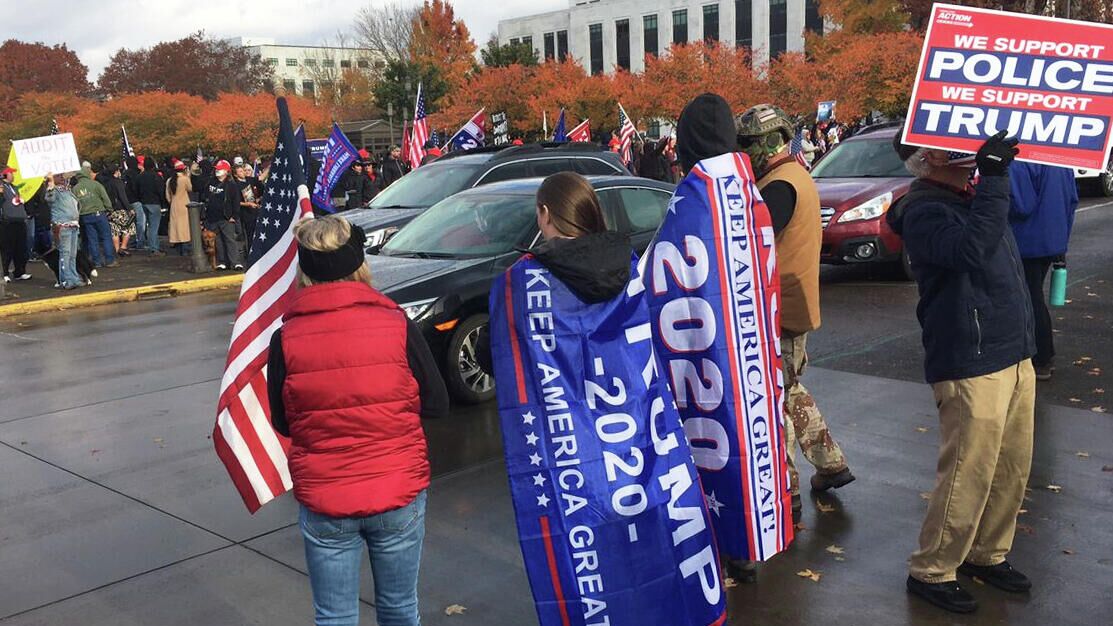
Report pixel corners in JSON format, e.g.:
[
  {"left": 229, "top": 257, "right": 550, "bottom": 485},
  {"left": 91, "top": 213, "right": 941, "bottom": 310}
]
[{"left": 975, "top": 130, "right": 1020, "bottom": 177}]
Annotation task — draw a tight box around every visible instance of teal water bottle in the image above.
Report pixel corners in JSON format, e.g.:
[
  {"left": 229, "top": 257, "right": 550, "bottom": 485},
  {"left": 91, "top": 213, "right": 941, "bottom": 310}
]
[{"left": 1049, "top": 261, "right": 1068, "bottom": 307}]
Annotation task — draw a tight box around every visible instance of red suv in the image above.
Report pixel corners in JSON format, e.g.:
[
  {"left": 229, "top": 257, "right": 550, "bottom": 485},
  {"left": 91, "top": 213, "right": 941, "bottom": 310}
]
[{"left": 811, "top": 124, "right": 914, "bottom": 278}]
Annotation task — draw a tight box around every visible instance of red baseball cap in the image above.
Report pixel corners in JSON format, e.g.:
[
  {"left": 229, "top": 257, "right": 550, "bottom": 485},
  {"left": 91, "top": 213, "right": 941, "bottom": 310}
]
[
  {"left": 0, "top": 167, "right": 16, "bottom": 176},
  {"left": 172, "top": 158, "right": 186, "bottom": 171},
  {"left": 214, "top": 159, "right": 231, "bottom": 172}
]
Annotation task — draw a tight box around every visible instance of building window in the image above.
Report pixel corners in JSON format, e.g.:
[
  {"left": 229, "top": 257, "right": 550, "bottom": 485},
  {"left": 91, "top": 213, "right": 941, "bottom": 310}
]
[
  {"left": 644, "top": 14, "right": 658, "bottom": 58},
  {"left": 266, "top": 57, "right": 278, "bottom": 66},
  {"left": 357, "top": 59, "right": 370, "bottom": 68},
  {"left": 735, "top": 0, "right": 752, "bottom": 47},
  {"left": 304, "top": 58, "right": 317, "bottom": 67},
  {"left": 283, "top": 79, "right": 297, "bottom": 93},
  {"left": 703, "top": 4, "right": 720, "bottom": 42},
  {"left": 510, "top": 38, "right": 520, "bottom": 46},
  {"left": 544, "top": 32, "right": 555, "bottom": 61},
  {"left": 805, "top": 0, "right": 823, "bottom": 34},
  {"left": 589, "top": 23, "right": 604, "bottom": 75},
  {"left": 285, "top": 58, "right": 298, "bottom": 67},
  {"left": 770, "top": 0, "right": 787, "bottom": 58},
  {"left": 615, "top": 19, "right": 631, "bottom": 70},
  {"left": 302, "top": 80, "right": 315, "bottom": 96},
  {"left": 672, "top": 9, "right": 688, "bottom": 45},
  {"left": 557, "top": 30, "right": 569, "bottom": 60},
  {"left": 341, "top": 59, "right": 351, "bottom": 68},
  {"left": 322, "top": 58, "right": 335, "bottom": 68},
  {"left": 522, "top": 36, "right": 533, "bottom": 50}
]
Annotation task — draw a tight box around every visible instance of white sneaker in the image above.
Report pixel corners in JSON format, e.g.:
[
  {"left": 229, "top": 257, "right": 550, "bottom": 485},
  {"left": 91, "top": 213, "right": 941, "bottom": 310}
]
[
  {"left": 54, "top": 282, "right": 61, "bottom": 288},
  {"left": 2, "top": 275, "right": 9, "bottom": 283},
  {"left": 216, "top": 264, "right": 228, "bottom": 270},
  {"left": 90, "top": 269, "right": 99, "bottom": 278},
  {"left": 85, "top": 279, "right": 93, "bottom": 286},
  {"left": 16, "top": 274, "right": 31, "bottom": 281},
  {"left": 233, "top": 264, "right": 244, "bottom": 271}
]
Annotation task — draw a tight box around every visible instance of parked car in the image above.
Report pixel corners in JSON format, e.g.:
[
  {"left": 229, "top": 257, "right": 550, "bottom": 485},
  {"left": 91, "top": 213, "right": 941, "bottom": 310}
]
[
  {"left": 812, "top": 123, "right": 914, "bottom": 278},
  {"left": 1072, "top": 148, "right": 1113, "bottom": 197},
  {"left": 369, "top": 175, "right": 675, "bottom": 404},
  {"left": 343, "top": 142, "right": 630, "bottom": 249}
]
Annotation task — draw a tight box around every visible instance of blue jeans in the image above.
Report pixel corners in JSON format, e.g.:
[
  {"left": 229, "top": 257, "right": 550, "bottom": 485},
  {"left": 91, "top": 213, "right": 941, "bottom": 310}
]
[
  {"left": 80, "top": 213, "right": 115, "bottom": 266},
  {"left": 26, "top": 216, "right": 35, "bottom": 257},
  {"left": 142, "top": 203, "right": 162, "bottom": 251},
  {"left": 300, "top": 490, "right": 426, "bottom": 626},
  {"left": 131, "top": 202, "right": 145, "bottom": 248},
  {"left": 56, "top": 226, "right": 82, "bottom": 288}
]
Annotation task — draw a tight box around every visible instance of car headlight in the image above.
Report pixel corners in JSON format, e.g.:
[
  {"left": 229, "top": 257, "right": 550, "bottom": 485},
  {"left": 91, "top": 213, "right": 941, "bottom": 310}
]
[
  {"left": 364, "top": 226, "right": 399, "bottom": 250},
  {"left": 836, "top": 192, "right": 893, "bottom": 224},
  {"left": 400, "top": 298, "right": 438, "bottom": 321}
]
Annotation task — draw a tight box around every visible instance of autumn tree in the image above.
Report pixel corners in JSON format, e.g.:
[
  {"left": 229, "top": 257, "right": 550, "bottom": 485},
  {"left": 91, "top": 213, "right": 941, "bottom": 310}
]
[
  {"left": 819, "top": 0, "right": 909, "bottom": 33},
  {"left": 410, "top": 0, "right": 478, "bottom": 95},
  {"left": 0, "top": 40, "right": 90, "bottom": 117},
  {"left": 98, "top": 32, "right": 274, "bottom": 100},
  {"left": 431, "top": 64, "right": 534, "bottom": 134},
  {"left": 480, "top": 36, "right": 540, "bottom": 67},
  {"left": 633, "top": 43, "right": 767, "bottom": 123},
  {"left": 0, "top": 92, "right": 86, "bottom": 142},
  {"left": 373, "top": 59, "right": 449, "bottom": 119}
]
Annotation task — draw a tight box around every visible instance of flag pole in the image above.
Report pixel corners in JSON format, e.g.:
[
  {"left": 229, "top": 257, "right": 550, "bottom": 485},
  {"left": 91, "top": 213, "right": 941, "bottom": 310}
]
[{"left": 618, "top": 101, "right": 645, "bottom": 143}]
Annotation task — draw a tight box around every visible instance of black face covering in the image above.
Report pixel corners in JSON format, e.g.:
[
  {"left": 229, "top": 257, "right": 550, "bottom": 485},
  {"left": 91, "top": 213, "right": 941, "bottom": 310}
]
[{"left": 297, "top": 224, "right": 367, "bottom": 282}]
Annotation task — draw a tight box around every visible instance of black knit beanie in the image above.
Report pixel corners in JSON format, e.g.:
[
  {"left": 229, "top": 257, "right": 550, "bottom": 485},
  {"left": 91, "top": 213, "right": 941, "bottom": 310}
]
[{"left": 677, "top": 93, "right": 738, "bottom": 172}]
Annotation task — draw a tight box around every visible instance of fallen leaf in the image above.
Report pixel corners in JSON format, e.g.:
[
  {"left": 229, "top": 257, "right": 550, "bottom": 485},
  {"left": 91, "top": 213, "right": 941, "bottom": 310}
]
[
  {"left": 1095, "top": 388, "right": 1105, "bottom": 394},
  {"left": 825, "top": 545, "right": 845, "bottom": 555},
  {"left": 1092, "top": 407, "right": 1107, "bottom": 413},
  {"left": 1065, "top": 299, "right": 1073, "bottom": 304},
  {"left": 153, "top": 437, "right": 164, "bottom": 444},
  {"left": 1069, "top": 397, "right": 1082, "bottom": 403},
  {"left": 794, "top": 521, "right": 808, "bottom": 531},
  {"left": 919, "top": 492, "right": 932, "bottom": 500},
  {"left": 915, "top": 426, "right": 930, "bottom": 433},
  {"left": 796, "top": 569, "right": 822, "bottom": 582},
  {"left": 1084, "top": 314, "right": 1095, "bottom": 320},
  {"left": 1087, "top": 292, "right": 1098, "bottom": 297},
  {"left": 724, "top": 577, "right": 738, "bottom": 588},
  {"left": 444, "top": 604, "right": 467, "bottom": 616},
  {"left": 1062, "top": 549, "right": 1075, "bottom": 555},
  {"left": 1017, "top": 509, "right": 1028, "bottom": 515},
  {"left": 1076, "top": 451, "right": 1091, "bottom": 459},
  {"left": 1046, "top": 484, "right": 1062, "bottom": 493},
  {"left": 1080, "top": 356, "right": 1093, "bottom": 362},
  {"left": 1103, "top": 465, "right": 1113, "bottom": 472},
  {"left": 834, "top": 556, "right": 846, "bottom": 562},
  {"left": 90, "top": 449, "right": 101, "bottom": 455},
  {"left": 1088, "top": 369, "right": 1102, "bottom": 377},
  {"left": 815, "top": 500, "right": 836, "bottom": 513},
  {"left": 1016, "top": 524, "right": 1035, "bottom": 536}
]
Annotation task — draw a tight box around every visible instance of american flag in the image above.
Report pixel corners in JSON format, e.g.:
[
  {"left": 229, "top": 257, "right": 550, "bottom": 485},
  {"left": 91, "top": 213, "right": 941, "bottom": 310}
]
[
  {"left": 617, "top": 103, "right": 637, "bottom": 167},
  {"left": 213, "top": 97, "right": 313, "bottom": 513},
  {"left": 407, "top": 82, "right": 429, "bottom": 170},
  {"left": 121, "top": 125, "right": 135, "bottom": 170},
  {"left": 789, "top": 128, "right": 809, "bottom": 170},
  {"left": 50, "top": 118, "right": 59, "bottom": 135}
]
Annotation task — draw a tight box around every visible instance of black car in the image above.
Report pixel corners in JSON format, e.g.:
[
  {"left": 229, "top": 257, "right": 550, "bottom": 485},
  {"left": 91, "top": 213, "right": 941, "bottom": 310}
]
[
  {"left": 344, "top": 142, "right": 630, "bottom": 248},
  {"left": 369, "top": 175, "right": 675, "bottom": 403}
]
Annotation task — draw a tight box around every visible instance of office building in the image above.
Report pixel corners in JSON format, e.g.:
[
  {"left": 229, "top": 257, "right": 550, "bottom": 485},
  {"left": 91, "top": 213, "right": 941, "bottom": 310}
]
[{"left": 225, "top": 37, "right": 382, "bottom": 98}]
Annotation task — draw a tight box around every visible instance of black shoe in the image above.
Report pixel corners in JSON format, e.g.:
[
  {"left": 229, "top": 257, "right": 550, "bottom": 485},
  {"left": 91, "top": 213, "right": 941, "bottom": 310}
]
[
  {"left": 791, "top": 493, "right": 802, "bottom": 525},
  {"left": 958, "top": 561, "right": 1031, "bottom": 593},
  {"left": 811, "top": 468, "right": 856, "bottom": 492},
  {"left": 725, "top": 559, "right": 758, "bottom": 584},
  {"left": 907, "top": 576, "right": 978, "bottom": 614},
  {"left": 1034, "top": 364, "right": 1053, "bottom": 381}
]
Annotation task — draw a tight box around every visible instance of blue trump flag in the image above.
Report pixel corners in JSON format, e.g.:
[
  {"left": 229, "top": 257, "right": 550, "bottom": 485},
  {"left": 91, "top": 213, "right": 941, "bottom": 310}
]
[
  {"left": 489, "top": 254, "right": 726, "bottom": 626},
  {"left": 310, "top": 122, "right": 360, "bottom": 213},
  {"left": 641, "top": 153, "right": 794, "bottom": 561},
  {"left": 552, "top": 108, "right": 567, "bottom": 142},
  {"left": 448, "top": 109, "right": 487, "bottom": 151}
]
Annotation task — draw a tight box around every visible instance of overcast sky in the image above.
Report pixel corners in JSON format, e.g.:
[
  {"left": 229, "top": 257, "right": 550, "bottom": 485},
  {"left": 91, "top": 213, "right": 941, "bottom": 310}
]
[{"left": 9, "top": 0, "right": 566, "bottom": 82}]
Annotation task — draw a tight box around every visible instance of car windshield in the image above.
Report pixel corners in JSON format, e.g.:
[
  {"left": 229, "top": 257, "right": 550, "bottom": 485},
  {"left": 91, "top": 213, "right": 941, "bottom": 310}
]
[
  {"left": 370, "top": 163, "right": 482, "bottom": 209},
  {"left": 811, "top": 136, "right": 912, "bottom": 178},
  {"left": 381, "top": 193, "right": 538, "bottom": 259}
]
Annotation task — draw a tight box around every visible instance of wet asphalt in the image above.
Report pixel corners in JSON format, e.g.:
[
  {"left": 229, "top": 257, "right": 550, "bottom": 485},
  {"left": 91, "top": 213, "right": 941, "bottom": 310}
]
[{"left": 1, "top": 197, "right": 1111, "bottom": 625}]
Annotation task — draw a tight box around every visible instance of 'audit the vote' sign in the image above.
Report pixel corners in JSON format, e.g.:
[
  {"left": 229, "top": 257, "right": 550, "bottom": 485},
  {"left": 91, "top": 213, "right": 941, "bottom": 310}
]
[
  {"left": 903, "top": 4, "right": 1113, "bottom": 170},
  {"left": 12, "top": 133, "right": 81, "bottom": 178}
]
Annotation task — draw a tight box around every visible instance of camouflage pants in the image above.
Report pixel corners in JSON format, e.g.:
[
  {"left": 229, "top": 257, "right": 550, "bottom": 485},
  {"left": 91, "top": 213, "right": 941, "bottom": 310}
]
[{"left": 781, "top": 332, "right": 848, "bottom": 494}]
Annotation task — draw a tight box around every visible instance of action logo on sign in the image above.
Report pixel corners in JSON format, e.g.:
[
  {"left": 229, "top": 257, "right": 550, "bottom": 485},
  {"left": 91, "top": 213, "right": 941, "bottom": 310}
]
[
  {"left": 489, "top": 255, "right": 726, "bottom": 626},
  {"left": 903, "top": 3, "right": 1113, "bottom": 170},
  {"left": 642, "top": 153, "right": 794, "bottom": 562}
]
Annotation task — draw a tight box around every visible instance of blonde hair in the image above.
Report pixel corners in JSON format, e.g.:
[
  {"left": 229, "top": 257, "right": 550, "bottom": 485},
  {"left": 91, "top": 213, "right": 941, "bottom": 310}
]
[{"left": 293, "top": 215, "right": 372, "bottom": 287}]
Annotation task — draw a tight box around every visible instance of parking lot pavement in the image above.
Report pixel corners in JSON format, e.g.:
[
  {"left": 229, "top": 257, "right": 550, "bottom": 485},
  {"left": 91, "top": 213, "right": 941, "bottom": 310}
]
[{"left": 1, "top": 200, "right": 1110, "bottom": 625}]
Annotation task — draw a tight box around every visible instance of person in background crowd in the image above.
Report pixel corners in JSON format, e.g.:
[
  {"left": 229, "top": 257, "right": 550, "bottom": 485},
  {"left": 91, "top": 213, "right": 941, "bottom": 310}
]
[
  {"left": 72, "top": 164, "right": 117, "bottom": 268},
  {"left": 103, "top": 164, "right": 135, "bottom": 257},
  {"left": 46, "top": 173, "right": 84, "bottom": 290},
  {"left": 266, "top": 215, "right": 447, "bottom": 626},
  {"left": 256, "top": 157, "right": 271, "bottom": 184},
  {"left": 343, "top": 160, "right": 374, "bottom": 210},
  {"left": 889, "top": 131, "right": 1034, "bottom": 614},
  {"left": 233, "top": 163, "right": 260, "bottom": 248},
  {"left": 0, "top": 166, "right": 31, "bottom": 283},
  {"left": 378, "top": 145, "right": 408, "bottom": 190},
  {"left": 204, "top": 160, "right": 244, "bottom": 271},
  {"left": 662, "top": 135, "right": 680, "bottom": 183},
  {"left": 812, "top": 128, "right": 827, "bottom": 156},
  {"left": 24, "top": 180, "right": 52, "bottom": 257},
  {"left": 193, "top": 159, "right": 213, "bottom": 201},
  {"left": 736, "top": 103, "right": 855, "bottom": 513},
  {"left": 1008, "top": 162, "right": 1078, "bottom": 380},
  {"left": 124, "top": 157, "right": 144, "bottom": 249},
  {"left": 636, "top": 137, "right": 670, "bottom": 182},
  {"left": 137, "top": 156, "right": 165, "bottom": 255},
  {"left": 608, "top": 129, "right": 622, "bottom": 153},
  {"left": 798, "top": 126, "right": 819, "bottom": 167},
  {"left": 358, "top": 149, "right": 377, "bottom": 195},
  {"left": 167, "top": 159, "right": 193, "bottom": 256},
  {"left": 420, "top": 140, "right": 442, "bottom": 166}
]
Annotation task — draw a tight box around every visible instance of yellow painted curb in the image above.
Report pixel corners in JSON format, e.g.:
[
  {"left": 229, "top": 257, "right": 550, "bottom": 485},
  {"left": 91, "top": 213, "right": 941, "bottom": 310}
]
[{"left": 0, "top": 275, "right": 243, "bottom": 318}]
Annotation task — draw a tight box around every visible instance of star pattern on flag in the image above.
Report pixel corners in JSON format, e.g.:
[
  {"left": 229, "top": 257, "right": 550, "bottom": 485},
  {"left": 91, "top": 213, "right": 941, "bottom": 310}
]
[
  {"left": 705, "top": 490, "right": 724, "bottom": 516},
  {"left": 537, "top": 493, "right": 550, "bottom": 508},
  {"left": 667, "top": 195, "right": 685, "bottom": 214},
  {"left": 525, "top": 432, "right": 539, "bottom": 446},
  {"left": 529, "top": 453, "right": 542, "bottom": 466},
  {"left": 533, "top": 473, "right": 546, "bottom": 487},
  {"left": 522, "top": 411, "right": 536, "bottom": 425}
]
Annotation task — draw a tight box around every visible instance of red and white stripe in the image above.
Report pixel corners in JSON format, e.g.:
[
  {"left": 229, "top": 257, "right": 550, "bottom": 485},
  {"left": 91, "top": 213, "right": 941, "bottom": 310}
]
[
  {"left": 617, "top": 104, "right": 637, "bottom": 167},
  {"left": 567, "top": 119, "right": 591, "bottom": 143},
  {"left": 212, "top": 185, "right": 313, "bottom": 513}
]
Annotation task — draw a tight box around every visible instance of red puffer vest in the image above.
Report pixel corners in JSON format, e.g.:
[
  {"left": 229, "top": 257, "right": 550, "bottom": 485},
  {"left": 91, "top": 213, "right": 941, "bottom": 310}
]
[{"left": 280, "top": 281, "right": 429, "bottom": 518}]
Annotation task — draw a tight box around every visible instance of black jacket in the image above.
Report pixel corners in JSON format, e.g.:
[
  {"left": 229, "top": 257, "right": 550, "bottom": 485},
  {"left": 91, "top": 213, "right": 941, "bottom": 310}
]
[
  {"left": 378, "top": 157, "right": 408, "bottom": 190},
  {"left": 124, "top": 172, "right": 141, "bottom": 204},
  {"left": 204, "top": 177, "right": 240, "bottom": 223},
  {"left": 106, "top": 177, "right": 130, "bottom": 212},
  {"left": 137, "top": 170, "right": 164, "bottom": 205},
  {"left": 888, "top": 176, "right": 1034, "bottom": 384},
  {"left": 343, "top": 170, "right": 375, "bottom": 209}
]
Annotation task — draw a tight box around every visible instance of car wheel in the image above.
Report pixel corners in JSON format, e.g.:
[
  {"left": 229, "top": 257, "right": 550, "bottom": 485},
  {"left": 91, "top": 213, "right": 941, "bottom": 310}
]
[{"left": 446, "top": 314, "right": 495, "bottom": 404}]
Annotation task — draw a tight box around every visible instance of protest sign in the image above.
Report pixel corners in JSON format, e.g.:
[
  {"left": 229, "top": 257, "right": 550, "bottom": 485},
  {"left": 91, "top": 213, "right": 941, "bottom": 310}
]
[
  {"left": 305, "top": 139, "right": 328, "bottom": 162},
  {"left": 817, "top": 101, "right": 836, "bottom": 123},
  {"left": 491, "top": 111, "right": 510, "bottom": 146},
  {"left": 12, "top": 133, "right": 81, "bottom": 178},
  {"left": 903, "top": 4, "right": 1113, "bottom": 170}
]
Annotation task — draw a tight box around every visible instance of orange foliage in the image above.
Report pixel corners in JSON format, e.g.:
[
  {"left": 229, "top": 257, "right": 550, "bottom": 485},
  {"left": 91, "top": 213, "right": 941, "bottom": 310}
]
[
  {"left": 410, "top": 0, "right": 478, "bottom": 96},
  {"left": 632, "top": 43, "right": 768, "bottom": 123}
]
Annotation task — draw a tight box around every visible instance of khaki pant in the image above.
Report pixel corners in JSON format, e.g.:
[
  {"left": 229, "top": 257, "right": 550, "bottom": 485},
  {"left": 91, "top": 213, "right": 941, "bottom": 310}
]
[
  {"left": 781, "top": 332, "right": 848, "bottom": 494},
  {"left": 909, "top": 360, "right": 1035, "bottom": 583}
]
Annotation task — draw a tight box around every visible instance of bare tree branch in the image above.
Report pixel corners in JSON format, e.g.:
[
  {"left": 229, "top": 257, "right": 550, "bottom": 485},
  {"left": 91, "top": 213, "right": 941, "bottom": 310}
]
[{"left": 353, "top": 1, "right": 419, "bottom": 63}]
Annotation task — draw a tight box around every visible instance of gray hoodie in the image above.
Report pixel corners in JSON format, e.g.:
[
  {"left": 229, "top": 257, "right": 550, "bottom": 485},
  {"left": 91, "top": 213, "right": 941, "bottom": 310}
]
[
  {"left": 1, "top": 181, "right": 26, "bottom": 222},
  {"left": 47, "top": 186, "right": 80, "bottom": 225}
]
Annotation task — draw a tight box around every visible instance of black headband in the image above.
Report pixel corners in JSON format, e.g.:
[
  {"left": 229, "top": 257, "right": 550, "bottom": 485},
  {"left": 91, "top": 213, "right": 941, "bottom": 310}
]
[{"left": 297, "top": 224, "right": 367, "bottom": 282}]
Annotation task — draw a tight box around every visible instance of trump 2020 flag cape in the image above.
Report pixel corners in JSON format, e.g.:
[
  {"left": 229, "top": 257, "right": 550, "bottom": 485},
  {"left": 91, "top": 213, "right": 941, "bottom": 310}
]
[
  {"left": 641, "top": 152, "right": 794, "bottom": 561},
  {"left": 489, "top": 254, "right": 726, "bottom": 626},
  {"left": 448, "top": 108, "right": 486, "bottom": 151},
  {"left": 311, "top": 122, "right": 360, "bottom": 213}
]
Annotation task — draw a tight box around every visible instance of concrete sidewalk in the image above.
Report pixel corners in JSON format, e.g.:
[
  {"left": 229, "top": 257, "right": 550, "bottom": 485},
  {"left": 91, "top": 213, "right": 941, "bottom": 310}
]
[{"left": 0, "top": 247, "right": 240, "bottom": 316}]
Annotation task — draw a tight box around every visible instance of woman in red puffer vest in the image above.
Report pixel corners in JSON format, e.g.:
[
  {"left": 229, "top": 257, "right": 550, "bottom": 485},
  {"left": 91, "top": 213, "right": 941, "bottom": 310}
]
[{"left": 267, "top": 214, "right": 448, "bottom": 626}]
